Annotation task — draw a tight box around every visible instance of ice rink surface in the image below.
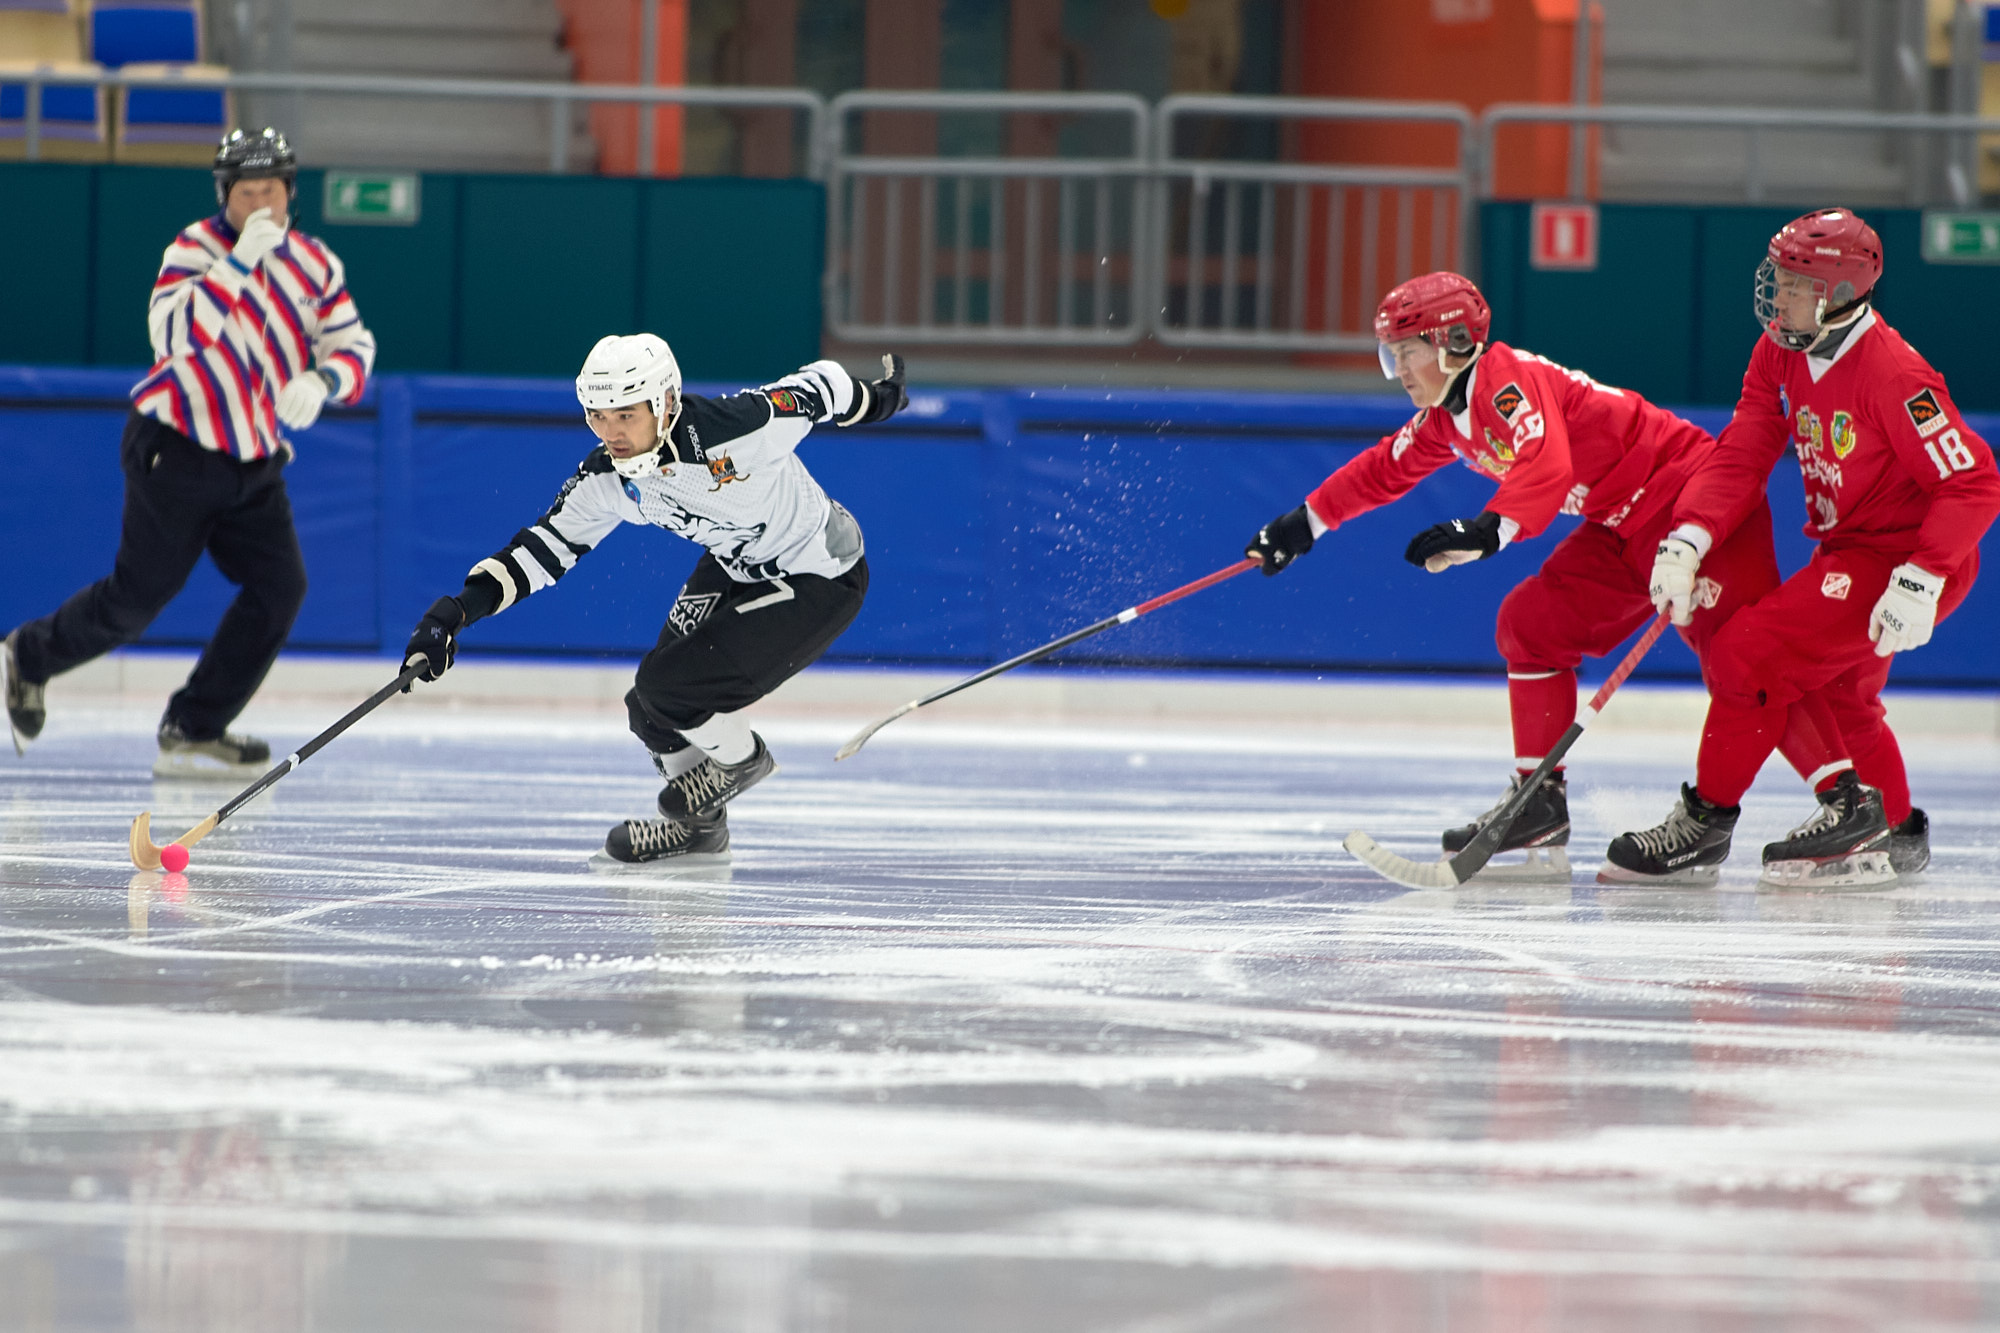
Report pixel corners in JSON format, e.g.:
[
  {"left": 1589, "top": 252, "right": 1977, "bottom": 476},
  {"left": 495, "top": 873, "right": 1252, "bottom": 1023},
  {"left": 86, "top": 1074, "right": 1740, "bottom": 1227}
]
[{"left": 2, "top": 681, "right": 1998, "bottom": 1332}]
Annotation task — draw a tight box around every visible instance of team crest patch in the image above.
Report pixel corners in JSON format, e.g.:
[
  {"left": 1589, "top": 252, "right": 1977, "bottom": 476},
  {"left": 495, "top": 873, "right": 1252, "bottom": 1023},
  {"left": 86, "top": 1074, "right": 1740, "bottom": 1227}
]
[
  {"left": 1829, "top": 410, "right": 1857, "bottom": 458},
  {"left": 621, "top": 477, "right": 642, "bottom": 503},
  {"left": 1482, "top": 426, "right": 1517, "bottom": 469},
  {"left": 667, "top": 590, "right": 722, "bottom": 636},
  {"left": 768, "top": 388, "right": 802, "bottom": 415},
  {"left": 706, "top": 453, "right": 748, "bottom": 490},
  {"left": 1820, "top": 571, "right": 1852, "bottom": 600},
  {"left": 1694, "top": 576, "right": 1723, "bottom": 610},
  {"left": 1904, "top": 388, "right": 1949, "bottom": 438},
  {"left": 1491, "top": 382, "right": 1525, "bottom": 421}
]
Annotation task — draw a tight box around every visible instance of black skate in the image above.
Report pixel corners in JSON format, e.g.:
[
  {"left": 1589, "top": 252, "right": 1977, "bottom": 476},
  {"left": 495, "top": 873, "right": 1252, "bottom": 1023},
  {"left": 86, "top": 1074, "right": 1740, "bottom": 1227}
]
[
  {"left": 1758, "top": 771, "right": 1894, "bottom": 890},
  {"left": 153, "top": 719, "right": 271, "bottom": 778},
  {"left": 1888, "top": 808, "right": 1930, "bottom": 876},
  {"left": 1441, "top": 772, "right": 1570, "bottom": 881},
  {"left": 594, "top": 808, "right": 730, "bottom": 870},
  {"left": 1598, "top": 783, "right": 1739, "bottom": 886},
  {"left": 3, "top": 629, "right": 45, "bottom": 755},
  {"left": 656, "top": 734, "right": 776, "bottom": 821}
]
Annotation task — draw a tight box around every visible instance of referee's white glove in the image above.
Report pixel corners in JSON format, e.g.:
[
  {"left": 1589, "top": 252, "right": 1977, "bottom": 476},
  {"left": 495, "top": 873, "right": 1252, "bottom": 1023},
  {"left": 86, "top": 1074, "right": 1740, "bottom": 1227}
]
[
  {"left": 232, "top": 207, "right": 287, "bottom": 270},
  {"left": 1869, "top": 563, "right": 1943, "bottom": 656},
  {"left": 276, "top": 369, "right": 336, "bottom": 429},
  {"left": 1648, "top": 536, "right": 1702, "bottom": 626}
]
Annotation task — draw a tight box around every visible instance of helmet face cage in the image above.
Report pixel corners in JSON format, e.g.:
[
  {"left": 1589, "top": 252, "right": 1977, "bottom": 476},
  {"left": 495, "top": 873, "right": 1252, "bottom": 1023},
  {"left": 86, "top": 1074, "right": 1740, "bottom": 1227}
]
[
  {"left": 212, "top": 128, "right": 298, "bottom": 210},
  {"left": 1755, "top": 257, "right": 1829, "bottom": 352}
]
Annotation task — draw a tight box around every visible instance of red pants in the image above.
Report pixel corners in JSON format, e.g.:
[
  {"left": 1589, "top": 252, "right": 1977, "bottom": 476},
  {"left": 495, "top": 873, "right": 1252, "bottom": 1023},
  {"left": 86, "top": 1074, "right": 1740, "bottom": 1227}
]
[
  {"left": 1495, "top": 500, "right": 1840, "bottom": 783},
  {"left": 1694, "top": 543, "right": 1977, "bottom": 821}
]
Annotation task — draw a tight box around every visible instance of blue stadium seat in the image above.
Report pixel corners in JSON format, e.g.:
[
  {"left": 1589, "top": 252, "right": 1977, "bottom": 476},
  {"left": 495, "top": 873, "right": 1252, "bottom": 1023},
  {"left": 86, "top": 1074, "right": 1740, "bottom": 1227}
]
[
  {"left": 89, "top": 2, "right": 198, "bottom": 69},
  {"left": 114, "top": 59, "right": 224, "bottom": 162},
  {"left": 0, "top": 60, "right": 107, "bottom": 160}
]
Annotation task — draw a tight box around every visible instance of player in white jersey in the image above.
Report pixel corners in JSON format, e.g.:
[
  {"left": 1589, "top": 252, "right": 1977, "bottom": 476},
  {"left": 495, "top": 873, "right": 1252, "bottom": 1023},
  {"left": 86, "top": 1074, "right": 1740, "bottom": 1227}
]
[
  {"left": 401, "top": 334, "right": 907, "bottom": 866},
  {"left": 2, "top": 128, "right": 376, "bottom": 775}
]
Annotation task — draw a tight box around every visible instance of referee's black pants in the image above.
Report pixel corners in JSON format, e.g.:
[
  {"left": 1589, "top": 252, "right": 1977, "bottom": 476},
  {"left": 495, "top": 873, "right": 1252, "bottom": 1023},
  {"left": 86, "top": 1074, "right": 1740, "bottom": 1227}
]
[
  {"left": 11, "top": 412, "right": 307, "bottom": 740},
  {"left": 625, "top": 553, "right": 868, "bottom": 754}
]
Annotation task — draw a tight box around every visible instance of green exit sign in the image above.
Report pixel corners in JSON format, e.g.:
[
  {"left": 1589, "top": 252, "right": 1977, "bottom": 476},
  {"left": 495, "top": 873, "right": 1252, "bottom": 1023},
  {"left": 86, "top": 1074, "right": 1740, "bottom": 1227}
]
[
  {"left": 323, "top": 171, "right": 421, "bottom": 226},
  {"left": 1922, "top": 211, "right": 2000, "bottom": 264}
]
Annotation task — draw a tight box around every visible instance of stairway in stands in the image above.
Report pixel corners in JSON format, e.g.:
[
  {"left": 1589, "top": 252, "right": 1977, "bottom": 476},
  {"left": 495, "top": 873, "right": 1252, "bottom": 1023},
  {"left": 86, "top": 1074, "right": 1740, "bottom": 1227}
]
[
  {"left": 1594, "top": 0, "right": 1917, "bottom": 205},
  {"left": 230, "top": 0, "right": 595, "bottom": 174}
]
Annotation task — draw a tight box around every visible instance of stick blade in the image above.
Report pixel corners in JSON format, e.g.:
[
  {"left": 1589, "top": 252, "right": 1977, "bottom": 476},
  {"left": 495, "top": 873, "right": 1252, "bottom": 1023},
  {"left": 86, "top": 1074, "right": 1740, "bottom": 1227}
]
[
  {"left": 835, "top": 702, "right": 916, "bottom": 761},
  {"left": 1343, "top": 831, "right": 1463, "bottom": 890},
  {"left": 129, "top": 812, "right": 162, "bottom": 871}
]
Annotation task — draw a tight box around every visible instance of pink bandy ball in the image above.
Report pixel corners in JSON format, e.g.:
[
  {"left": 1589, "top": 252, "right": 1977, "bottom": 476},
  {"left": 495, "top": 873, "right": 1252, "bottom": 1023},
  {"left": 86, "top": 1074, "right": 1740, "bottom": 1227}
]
[{"left": 159, "top": 843, "right": 189, "bottom": 873}]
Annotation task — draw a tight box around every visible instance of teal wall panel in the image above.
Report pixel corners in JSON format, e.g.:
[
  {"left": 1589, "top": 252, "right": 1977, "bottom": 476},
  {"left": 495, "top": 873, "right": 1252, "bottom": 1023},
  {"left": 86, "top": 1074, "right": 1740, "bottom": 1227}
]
[
  {"left": 458, "top": 176, "right": 642, "bottom": 375},
  {"left": 1485, "top": 201, "right": 2000, "bottom": 412},
  {"left": 89, "top": 165, "right": 217, "bottom": 367},
  {"left": 0, "top": 166, "right": 94, "bottom": 365},
  {"left": 638, "top": 178, "right": 824, "bottom": 382},
  {"left": 290, "top": 170, "right": 463, "bottom": 373}
]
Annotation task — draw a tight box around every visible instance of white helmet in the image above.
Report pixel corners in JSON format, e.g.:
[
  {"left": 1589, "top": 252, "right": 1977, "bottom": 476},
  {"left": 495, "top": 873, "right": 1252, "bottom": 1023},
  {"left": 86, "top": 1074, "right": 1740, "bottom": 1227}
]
[{"left": 575, "top": 333, "right": 683, "bottom": 478}]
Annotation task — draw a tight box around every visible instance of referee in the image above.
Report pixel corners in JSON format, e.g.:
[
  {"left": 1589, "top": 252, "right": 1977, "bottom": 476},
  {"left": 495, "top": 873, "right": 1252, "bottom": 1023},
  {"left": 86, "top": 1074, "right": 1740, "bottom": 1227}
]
[{"left": 1, "top": 128, "right": 376, "bottom": 775}]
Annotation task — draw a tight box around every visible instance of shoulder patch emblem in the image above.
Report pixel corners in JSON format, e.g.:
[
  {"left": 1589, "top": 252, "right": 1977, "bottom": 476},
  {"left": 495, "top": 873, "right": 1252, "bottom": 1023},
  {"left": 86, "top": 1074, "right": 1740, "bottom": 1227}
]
[
  {"left": 1904, "top": 387, "right": 1949, "bottom": 439},
  {"left": 1829, "top": 410, "right": 1857, "bottom": 458},
  {"left": 768, "top": 388, "right": 801, "bottom": 415},
  {"left": 1820, "top": 571, "right": 1851, "bottom": 600},
  {"left": 707, "top": 453, "right": 749, "bottom": 490},
  {"left": 1491, "top": 382, "right": 1525, "bottom": 422}
]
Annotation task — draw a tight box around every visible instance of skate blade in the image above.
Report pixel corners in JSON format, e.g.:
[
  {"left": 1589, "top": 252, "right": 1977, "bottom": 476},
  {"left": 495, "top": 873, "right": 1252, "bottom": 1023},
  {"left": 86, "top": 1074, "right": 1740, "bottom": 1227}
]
[
  {"left": 1464, "top": 846, "right": 1571, "bottom": 885},
  {"left": 587, "top": 849, "right": 733, "bottom": 876},
  {"left": 1594, "top": 860, "right": 1720, "bottom": 888},
  {"left": 1758, "top": 850, "right": 1895, "bottom": 892},
  {"left": 152, "top": 752, "right": 267, "bottom": 781}
]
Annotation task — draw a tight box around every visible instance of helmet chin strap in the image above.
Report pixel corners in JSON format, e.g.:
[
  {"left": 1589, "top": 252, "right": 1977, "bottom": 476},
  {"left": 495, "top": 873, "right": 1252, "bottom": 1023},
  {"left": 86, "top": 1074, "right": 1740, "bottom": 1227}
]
[
  {"left": 1806, "top": 300, "right": 1869, "bottom": 356},
  {"left": 1419, "top": 344, "right": 1481, "bottom": 410},
  {"left": 608, "top": 393, "right": 684, "bottom": 480}
]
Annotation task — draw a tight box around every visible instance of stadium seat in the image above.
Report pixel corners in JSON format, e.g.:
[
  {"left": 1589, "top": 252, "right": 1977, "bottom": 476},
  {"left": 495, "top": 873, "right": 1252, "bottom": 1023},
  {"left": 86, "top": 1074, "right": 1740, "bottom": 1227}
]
[
  {"left": 112, "top": 58, "right": 223, "bottom": 163},
  {"left": 0, "top": 59, "right": 107, "bottom": 160},
  {"left": 0, "top": 1, "right": 83, "bottom": 65},
  {"left": 89, "top": 1, "right": 198, "bottom": 69}
]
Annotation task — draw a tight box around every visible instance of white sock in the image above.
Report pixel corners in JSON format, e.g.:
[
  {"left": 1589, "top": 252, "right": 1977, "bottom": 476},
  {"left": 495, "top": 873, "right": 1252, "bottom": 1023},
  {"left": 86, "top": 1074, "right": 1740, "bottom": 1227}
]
[
  {"left": 651, "top": 745, "right": 708, "bottom": 780},
  {"left": 679, "top": 711, "right": 755, "bottom": 765}
]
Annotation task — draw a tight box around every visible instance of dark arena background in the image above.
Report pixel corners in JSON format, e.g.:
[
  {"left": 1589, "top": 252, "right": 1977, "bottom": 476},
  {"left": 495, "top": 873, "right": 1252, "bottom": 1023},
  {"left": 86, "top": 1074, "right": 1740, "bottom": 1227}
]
[{"left": 2, "top": 4, "right": 1998, "bottom": 1331}]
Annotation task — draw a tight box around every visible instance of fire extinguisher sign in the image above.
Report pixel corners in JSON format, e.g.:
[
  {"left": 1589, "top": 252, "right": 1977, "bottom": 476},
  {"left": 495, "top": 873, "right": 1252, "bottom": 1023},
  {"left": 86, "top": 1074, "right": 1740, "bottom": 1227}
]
[{"left": 1530, "top": 202, "right": 1599, "bottom": 271}]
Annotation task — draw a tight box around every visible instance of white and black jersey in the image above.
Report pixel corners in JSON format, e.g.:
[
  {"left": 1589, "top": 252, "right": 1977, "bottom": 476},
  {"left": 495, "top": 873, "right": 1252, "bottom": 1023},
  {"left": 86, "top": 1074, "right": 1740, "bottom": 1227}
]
[{"left": 459, "top": 359, "right": 866, "bottom": 620}]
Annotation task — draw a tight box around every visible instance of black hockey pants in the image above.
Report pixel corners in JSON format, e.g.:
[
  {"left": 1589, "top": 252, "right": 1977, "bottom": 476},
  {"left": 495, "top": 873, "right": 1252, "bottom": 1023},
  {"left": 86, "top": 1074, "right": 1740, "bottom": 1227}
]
[
  {"left": 11, "top": 412, "right": 307, "bottom": 740},
  {"left": 625, "top": 552, "right": 869, "bottom": 754}
]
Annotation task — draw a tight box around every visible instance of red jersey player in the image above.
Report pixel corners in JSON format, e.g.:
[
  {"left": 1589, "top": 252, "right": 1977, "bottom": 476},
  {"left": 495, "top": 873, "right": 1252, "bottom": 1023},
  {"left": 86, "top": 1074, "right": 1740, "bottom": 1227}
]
[
  {"left": 1605, "top": 208, "right": 2000, "bottom": 888},
  {"left": 1245, "top": 272, "right": 1842, "bottom": 881}
]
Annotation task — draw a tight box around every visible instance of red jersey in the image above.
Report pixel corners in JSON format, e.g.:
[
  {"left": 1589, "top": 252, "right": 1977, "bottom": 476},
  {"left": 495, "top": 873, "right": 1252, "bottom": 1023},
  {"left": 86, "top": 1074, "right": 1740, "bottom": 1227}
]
[
  {"left": 1674, "top": 312, "right": 2000, "bottom": 579},
  {"left": 1307, "top": 341, "right": 1716, "bottom": 542}
]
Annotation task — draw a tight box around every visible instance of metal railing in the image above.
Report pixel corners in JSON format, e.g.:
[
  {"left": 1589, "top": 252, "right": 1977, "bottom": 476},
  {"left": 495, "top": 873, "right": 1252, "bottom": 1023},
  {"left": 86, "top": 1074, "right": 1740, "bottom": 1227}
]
[
  {"left": 2, "top": 68, "right": 826, "bottom": 178},
  {"left": 1482, "top": 102, "right": 2000, "bottom": 208},
  {"left": 1151, "top": 96, "right": 1474, "bottom": 352},
  {"left": 824, "top": 91, "right": 1153, "bottom": 345}
]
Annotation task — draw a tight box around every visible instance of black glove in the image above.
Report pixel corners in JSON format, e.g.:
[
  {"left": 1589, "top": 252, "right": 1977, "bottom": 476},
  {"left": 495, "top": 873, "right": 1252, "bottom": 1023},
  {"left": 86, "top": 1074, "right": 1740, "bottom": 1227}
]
[
  {"left": 403, "top": 596, "right": 466, "bottom": 689},
  {"left": 1245, "top": 504, "right": 1316, "bottom": 576},
  {"left": 837, "top": 353, "right": 907, "bottom": 426},
  {"left": 1404, "top": 511, "right": 1503, "bottom": 571}
]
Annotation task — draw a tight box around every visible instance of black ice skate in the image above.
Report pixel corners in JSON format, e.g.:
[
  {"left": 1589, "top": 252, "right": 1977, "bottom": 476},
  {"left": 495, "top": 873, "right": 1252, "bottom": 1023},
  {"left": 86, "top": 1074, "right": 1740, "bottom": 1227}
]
[
  {"left": 153, "top": 718, "right": 271, "bottom": 778},
  {"left": 1441, "top": 771, "right": 1570, "bottom": 882},
  {"left": 1598, "top": 783, "right": 1739, "bottom": 886},
  {"left": 594, "top": 808, "right": 730, "bottom": 870},
  {"left": 1758, "top": 770, "right": 1894, "bottom": 890},
  {"left": 1889, "top": 808, "right": 1930, "bottom": 876},
  {"left": 656, "top": 734, "right": 777, "bottom": 821},
  {"left": 3, "top": 629, "right": 45, "bottom": 755}
]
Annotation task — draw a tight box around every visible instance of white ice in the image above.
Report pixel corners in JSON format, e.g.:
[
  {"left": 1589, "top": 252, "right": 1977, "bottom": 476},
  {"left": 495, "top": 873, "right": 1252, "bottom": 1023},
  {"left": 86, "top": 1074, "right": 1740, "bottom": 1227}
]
[{"left": 1, "top": 668, "right": 1997, "bottom": 1332}]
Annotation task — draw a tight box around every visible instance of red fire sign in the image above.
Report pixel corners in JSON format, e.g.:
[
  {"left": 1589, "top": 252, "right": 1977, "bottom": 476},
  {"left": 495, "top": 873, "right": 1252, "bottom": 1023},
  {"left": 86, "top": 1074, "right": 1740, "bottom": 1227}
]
[{"left": 1531, "top": 202, "right": 1599, "bottom": 271}]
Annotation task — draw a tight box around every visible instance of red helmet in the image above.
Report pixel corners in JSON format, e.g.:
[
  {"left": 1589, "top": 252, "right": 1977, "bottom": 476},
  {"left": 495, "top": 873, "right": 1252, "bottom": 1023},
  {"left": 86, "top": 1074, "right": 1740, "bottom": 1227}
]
[
  {"left": 1756, "top": 208, "right": 1883, "bottom": 351},
  {"left": 1374, "top": 272, "right": 1491, "bottom": 353}
]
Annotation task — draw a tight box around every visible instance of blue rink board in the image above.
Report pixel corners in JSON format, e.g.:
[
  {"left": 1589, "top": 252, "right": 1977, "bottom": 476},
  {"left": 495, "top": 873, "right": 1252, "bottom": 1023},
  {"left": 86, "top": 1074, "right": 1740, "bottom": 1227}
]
[{"left": 0, "top": 366, "right": 1995, "bottom": 686}]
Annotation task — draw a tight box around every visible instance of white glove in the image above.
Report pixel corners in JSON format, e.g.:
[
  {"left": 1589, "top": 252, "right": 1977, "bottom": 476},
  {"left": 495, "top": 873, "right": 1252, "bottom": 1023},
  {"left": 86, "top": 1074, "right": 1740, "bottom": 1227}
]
[
  {"left": 276, "top": 369, "right": 332, "bottom": 429},
  {"left": 1649, "top": 536, "right": 1702, "bottom": 627},
  {"left": 1869, "top": 563, "right": 1943, "bottom": 656},
  {"left": 231, "top": 207, "right": 287, "bottom": 269}
]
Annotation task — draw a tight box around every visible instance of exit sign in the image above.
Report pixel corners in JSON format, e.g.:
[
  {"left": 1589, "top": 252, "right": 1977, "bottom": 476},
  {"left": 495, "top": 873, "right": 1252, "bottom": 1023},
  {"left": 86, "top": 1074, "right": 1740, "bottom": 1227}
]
[
  {"left": 1530, "top": 201, "right": 1598, "bottom": 271},
  {"left": 1922, "top": 211, "right": 2000, "bottom": 264},
  {"left": 323, "top": 171, "right": 421, "bottom": 226}
]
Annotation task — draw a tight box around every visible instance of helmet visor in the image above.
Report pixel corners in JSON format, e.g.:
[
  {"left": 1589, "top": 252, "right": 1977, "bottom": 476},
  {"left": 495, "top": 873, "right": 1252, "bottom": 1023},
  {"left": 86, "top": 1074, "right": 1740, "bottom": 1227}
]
[{"left": 1378, "top": 336, "right": 1433, "bottom": 381}]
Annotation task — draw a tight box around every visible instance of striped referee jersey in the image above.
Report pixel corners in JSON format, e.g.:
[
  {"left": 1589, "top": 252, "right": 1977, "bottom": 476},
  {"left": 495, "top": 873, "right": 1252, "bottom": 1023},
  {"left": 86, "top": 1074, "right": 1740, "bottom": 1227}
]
[{"left": 132, "top": 213, "right": 376, "bottom": 460}]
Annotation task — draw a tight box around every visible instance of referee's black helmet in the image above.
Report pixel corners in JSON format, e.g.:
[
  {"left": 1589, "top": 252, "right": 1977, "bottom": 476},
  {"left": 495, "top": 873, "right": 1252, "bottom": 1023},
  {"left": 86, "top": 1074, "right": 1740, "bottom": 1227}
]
[{"left": 213, "top": 128, "right": 297, "bottom": 208}]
